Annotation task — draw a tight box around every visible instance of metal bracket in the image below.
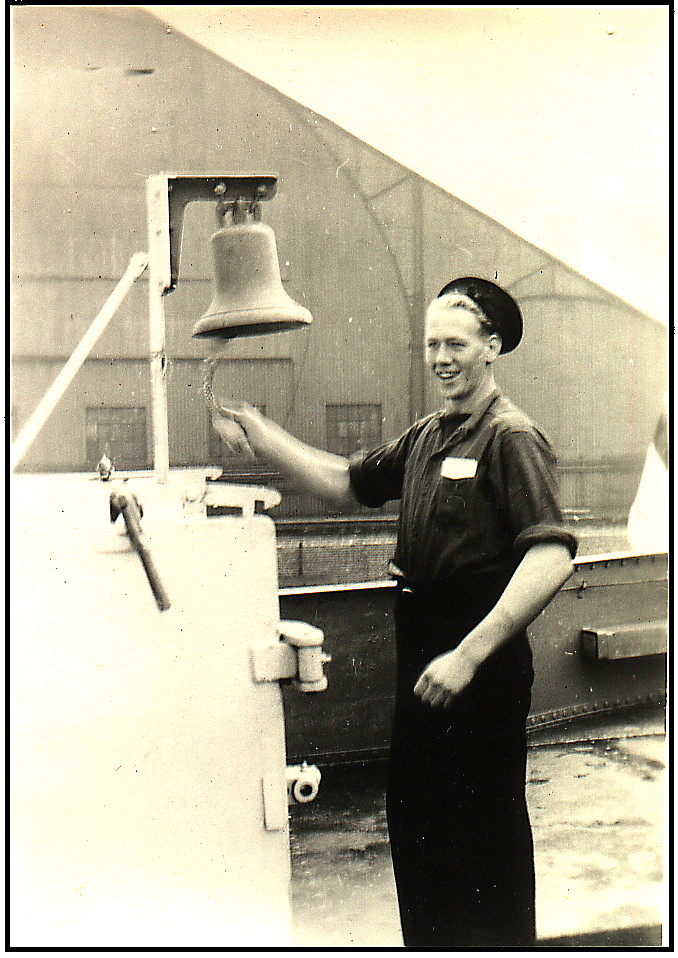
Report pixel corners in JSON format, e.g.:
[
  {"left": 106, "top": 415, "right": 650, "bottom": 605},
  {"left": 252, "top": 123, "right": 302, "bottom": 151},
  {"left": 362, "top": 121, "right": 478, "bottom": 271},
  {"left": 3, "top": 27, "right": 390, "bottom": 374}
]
[
  {"left": 251, "top": 641, "right": 298, "bottom": 684},
  {"left": 251, "top": 620, "right": 330, "bottom": 692},
  {"left": 164, "top": 173, "right": 278, "bottom": 291},
  {"left": 181, "top": 480, "right": 282, "bottom": 518},
  {"left": 261, "top": 772, "right": 288, "bottom": 831},
  {"left": 280, "top": 621, "right": 330, "bottom": 692},
  {"left": 580, "top": 621, "right": 667, "bottom": 660}
]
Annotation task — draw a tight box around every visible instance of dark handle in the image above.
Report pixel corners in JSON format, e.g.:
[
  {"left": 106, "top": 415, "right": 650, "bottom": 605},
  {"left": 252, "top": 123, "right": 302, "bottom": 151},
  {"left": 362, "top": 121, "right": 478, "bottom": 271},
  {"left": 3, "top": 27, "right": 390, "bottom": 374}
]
[{"left": 111, "top": 490, "right": 171, "bottom": 611}]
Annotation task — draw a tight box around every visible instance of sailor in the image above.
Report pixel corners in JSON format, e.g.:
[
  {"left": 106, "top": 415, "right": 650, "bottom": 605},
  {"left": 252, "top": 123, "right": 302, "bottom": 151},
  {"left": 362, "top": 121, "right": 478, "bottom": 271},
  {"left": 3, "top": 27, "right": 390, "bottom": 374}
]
[{"left": 212, "top": 277, "right": 577, "bottom": 947}]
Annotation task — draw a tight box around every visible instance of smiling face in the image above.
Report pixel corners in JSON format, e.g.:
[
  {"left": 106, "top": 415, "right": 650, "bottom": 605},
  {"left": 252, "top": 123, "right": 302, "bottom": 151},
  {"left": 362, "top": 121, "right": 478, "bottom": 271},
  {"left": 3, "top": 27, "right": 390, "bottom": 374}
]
[{"left": 424, "top": 300, "right": 501, "bottom": 413}]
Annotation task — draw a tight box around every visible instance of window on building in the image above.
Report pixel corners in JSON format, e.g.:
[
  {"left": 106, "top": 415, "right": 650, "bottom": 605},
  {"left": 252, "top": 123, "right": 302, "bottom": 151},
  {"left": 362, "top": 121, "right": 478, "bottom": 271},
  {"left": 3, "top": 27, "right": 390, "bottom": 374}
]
[
  {"left": 326, "top": 404, "right": 383, "bottom": 458},
  {"left": 86, "top": 406, "right": 148, "bottom": 470}
]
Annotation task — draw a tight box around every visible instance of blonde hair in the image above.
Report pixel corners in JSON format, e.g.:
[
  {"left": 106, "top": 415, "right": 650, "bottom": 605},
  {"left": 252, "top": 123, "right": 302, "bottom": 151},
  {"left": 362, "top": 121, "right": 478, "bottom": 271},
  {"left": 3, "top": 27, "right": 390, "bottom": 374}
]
[{"left": 430, "top": 292, "right": 499, "bottom": 340}]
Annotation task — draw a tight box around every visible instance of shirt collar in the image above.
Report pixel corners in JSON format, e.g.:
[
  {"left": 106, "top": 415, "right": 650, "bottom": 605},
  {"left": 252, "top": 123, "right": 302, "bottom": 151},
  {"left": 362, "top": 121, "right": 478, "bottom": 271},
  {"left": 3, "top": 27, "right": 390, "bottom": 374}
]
[{"left": 435, "top": 387, "right": 502, "bottom": 452}]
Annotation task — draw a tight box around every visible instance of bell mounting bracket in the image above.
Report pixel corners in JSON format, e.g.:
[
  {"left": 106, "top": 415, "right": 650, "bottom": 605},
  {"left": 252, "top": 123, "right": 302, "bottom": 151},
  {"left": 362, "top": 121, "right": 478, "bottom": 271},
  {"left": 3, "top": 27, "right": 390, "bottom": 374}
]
[{"left": 147, "top": 173, "right": 278, "bottom": 293}]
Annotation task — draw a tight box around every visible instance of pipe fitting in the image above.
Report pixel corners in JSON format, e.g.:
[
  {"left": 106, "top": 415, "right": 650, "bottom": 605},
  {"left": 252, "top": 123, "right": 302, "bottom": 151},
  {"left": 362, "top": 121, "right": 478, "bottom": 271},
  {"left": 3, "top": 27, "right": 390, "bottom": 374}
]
[
  {"left": 279, "top": 620, "right": 331, "bottom": 692},
  {"left": 285, "top": 762, "right": 321, "bottom": 804}
]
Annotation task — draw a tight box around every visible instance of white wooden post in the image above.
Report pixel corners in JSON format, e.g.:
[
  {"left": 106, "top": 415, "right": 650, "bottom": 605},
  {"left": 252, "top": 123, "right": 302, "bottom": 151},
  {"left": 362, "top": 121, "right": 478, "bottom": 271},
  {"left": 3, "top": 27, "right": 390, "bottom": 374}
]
[{"left": 146, "top": 174, "right": 172, "bottom": 483}]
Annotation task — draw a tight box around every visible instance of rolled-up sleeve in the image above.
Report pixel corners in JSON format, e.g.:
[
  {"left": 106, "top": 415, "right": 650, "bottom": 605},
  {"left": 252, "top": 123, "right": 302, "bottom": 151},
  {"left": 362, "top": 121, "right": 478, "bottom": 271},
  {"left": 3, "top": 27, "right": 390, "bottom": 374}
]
[
  {"left": 493, "top": 428, "right": 578, "bottom": 559},
  {"left": 348, "top": 430, "right": 412, "bottom": 508}
]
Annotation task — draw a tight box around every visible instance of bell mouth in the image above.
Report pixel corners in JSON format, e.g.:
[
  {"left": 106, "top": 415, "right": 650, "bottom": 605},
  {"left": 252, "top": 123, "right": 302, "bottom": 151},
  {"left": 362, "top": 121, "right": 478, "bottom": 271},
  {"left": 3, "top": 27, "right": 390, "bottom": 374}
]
[{"left": 192, "top": 305, "right": 313, "bottom": 341}]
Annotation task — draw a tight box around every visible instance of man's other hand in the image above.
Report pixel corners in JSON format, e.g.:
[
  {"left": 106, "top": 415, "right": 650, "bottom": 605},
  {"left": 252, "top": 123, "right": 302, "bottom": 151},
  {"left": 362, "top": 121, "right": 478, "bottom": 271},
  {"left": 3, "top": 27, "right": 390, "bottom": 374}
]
[{"left": 414, "top": 647, "right": 478, "bottom": 708}]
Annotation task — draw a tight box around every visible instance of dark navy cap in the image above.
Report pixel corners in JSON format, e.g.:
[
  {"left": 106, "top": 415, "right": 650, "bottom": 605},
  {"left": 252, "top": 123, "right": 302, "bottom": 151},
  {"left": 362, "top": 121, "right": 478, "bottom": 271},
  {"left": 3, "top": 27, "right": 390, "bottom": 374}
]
[{"left": 437, "top": 277, "right": 523, "bottom": 353}]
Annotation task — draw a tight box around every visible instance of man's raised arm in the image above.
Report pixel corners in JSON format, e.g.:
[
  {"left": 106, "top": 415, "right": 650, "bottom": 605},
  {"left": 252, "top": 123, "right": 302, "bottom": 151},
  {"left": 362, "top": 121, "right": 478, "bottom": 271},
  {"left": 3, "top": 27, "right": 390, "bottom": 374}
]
[{"left": 212, "top": 404, "right": 358, "bottom": 508}]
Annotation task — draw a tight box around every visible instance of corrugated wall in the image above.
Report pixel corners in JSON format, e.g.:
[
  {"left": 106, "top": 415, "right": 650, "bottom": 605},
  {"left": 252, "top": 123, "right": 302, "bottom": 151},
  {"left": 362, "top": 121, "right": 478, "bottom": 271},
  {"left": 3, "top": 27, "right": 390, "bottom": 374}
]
[{"left": 11, "top": 5, "right": 666, "bottom": 520}]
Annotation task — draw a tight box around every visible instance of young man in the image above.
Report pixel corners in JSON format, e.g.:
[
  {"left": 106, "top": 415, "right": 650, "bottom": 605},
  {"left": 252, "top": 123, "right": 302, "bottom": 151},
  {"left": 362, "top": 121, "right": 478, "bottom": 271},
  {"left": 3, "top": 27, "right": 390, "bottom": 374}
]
[{"left": 213, "top": 277, "right": 577, "bottom": 946}]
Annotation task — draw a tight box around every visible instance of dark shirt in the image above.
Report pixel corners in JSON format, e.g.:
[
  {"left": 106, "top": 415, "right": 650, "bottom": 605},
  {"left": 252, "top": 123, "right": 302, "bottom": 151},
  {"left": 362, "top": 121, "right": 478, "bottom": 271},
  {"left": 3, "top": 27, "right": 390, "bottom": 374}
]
[{"left": 349, "top": 388, "right": 577, "bottom": 584}]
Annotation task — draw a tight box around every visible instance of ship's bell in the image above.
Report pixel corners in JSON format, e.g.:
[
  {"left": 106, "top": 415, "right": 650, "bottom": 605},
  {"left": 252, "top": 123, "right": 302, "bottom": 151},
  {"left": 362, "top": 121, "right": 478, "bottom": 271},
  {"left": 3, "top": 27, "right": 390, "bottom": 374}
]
[{"left": 192, "top": 219, "right": 313, "bottom": 340}]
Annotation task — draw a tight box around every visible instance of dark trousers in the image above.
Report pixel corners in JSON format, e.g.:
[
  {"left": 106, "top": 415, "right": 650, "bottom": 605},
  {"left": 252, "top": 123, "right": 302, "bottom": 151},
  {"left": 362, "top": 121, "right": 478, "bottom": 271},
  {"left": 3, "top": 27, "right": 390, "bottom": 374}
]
[{"left": 387, "top": 584, "right": 536, "bottom": 948}]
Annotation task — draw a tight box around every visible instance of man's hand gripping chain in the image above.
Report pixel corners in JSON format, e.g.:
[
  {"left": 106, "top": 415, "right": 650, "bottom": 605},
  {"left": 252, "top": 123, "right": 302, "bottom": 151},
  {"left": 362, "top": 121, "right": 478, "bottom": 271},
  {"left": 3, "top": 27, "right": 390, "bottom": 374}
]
[{"left": 203, "top": 354, "right": 254, "bottom": 458}]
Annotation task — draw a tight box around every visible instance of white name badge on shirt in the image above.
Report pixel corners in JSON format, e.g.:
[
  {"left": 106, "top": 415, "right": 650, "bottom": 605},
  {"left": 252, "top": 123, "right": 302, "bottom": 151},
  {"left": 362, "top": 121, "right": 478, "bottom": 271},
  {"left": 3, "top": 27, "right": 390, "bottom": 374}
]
[{"left": 440, "top": 456, "right": 478, "bottom": 480}]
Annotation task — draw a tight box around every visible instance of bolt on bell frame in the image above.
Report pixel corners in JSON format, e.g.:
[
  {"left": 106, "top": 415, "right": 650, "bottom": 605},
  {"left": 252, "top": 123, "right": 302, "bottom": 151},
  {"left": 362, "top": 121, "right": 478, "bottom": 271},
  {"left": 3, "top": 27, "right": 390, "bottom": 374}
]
[{"left": 146, "top": 173, "right": 313, "bottom": 481}]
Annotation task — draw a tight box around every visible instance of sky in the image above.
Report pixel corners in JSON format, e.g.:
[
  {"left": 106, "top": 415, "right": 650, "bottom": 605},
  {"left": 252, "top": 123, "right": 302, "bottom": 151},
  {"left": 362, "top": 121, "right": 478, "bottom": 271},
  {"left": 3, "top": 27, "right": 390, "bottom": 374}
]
[{"left": 143, "top": 5, "right": 669, "bottom": 323}]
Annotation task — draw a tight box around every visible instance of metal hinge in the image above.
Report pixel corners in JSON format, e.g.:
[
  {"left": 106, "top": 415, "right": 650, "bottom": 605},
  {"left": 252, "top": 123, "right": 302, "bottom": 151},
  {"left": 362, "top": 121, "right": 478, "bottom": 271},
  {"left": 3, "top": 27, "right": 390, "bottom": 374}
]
[{"left": 251, "top": 620, "right": 331, "bottom": 692}]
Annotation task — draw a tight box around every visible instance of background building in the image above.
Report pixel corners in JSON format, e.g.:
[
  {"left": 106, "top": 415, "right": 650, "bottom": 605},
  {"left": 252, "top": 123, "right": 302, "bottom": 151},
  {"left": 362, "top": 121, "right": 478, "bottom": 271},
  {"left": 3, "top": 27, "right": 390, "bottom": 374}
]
[{"left": 11, "top": 6, "right": 666, "bottom": 520}]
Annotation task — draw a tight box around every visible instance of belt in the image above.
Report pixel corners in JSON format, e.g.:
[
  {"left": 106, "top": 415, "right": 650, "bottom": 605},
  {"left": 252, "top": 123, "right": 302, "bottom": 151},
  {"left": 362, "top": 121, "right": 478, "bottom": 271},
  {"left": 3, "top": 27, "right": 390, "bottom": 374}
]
[
  {"left": 388, "top": 559, "right": 514, "bottom": 599},
  {"left": 388, "top": 560, "right": 427, "bottom": 594}
]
